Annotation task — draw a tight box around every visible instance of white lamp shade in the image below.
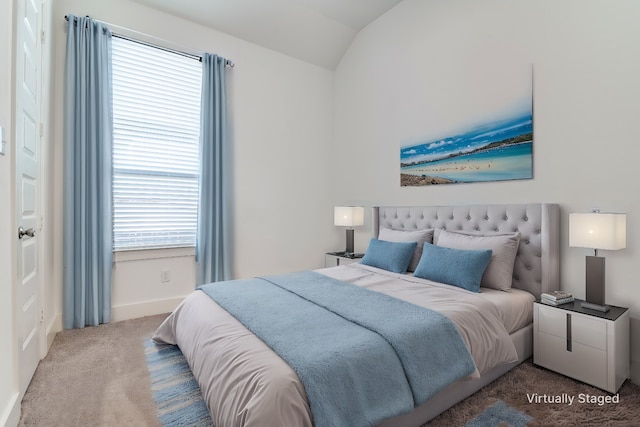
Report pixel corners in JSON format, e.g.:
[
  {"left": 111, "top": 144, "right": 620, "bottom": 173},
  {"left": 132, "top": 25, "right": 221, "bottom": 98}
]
[
  {"left": 569, "top": 212, "right": 626, "bottom": 250},
  {"left": 334, "top": 206, "right": 364, "bottom": 227}
]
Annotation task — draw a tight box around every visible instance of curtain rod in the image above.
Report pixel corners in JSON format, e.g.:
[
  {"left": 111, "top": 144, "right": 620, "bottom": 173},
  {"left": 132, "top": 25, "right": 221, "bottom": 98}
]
[{"left": 64, "top": 15, "right": 234, "bottom": 67}]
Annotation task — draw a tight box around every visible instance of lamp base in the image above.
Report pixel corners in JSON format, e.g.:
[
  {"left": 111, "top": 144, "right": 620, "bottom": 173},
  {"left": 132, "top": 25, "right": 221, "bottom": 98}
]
[
  {"left": 585, "top": 255, "right": 606, "bottom": 306},
  {"left": 580, "top": 301, "right": 610, "bottom": 313},
  {"left": 345, "top": 229, "right": 354, "bottom": 254},
  {"left": 583, "top": 256, "right": 609, "bottom": 312}
]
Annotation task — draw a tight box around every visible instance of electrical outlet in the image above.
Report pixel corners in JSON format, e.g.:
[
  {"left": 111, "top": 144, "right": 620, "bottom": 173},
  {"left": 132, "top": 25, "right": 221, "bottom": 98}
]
[{"left": 160, "top": 270, "right": 170, "bottom": 283}]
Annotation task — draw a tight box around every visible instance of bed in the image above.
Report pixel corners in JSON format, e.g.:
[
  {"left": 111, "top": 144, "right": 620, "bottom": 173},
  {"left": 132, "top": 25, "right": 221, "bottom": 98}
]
[{"left": 153, "top": 203, "right": 560, "bottom": 427}]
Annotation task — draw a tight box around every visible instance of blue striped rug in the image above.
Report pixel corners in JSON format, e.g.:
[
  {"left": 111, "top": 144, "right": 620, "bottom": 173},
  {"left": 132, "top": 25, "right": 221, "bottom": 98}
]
[
  {"left": 465, "top": 400, "right": 532, "bottom": 427},
  {"left": 144, "top": 339, "right": 214, "bottom": 427}
]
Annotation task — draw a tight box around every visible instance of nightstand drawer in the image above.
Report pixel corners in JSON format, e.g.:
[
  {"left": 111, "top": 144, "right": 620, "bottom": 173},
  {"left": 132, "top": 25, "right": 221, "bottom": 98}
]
[
  {"left": 537, "top": 331, "right": 607, "bottom": 387},
  {"left": 572, "top": 314, "right": 607, "bottom": 350},
  {"left": 537, "top": 305, "right": 567, "bottom": 338},
  {"left": 537, "top": 304, "right": 606, "bottom": 350}
]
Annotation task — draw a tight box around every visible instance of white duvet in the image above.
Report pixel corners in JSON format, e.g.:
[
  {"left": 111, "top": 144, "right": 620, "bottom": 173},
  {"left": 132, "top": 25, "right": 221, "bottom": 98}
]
[{"left": 153, "top": 263, "right": 532, "bottom": 427}]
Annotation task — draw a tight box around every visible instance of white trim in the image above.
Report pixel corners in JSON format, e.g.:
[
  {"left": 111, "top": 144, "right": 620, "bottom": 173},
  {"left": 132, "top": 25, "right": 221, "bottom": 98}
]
[
  {"left": 111, "top": 296, "right": 184, "bottom": 323},
  {"left": 45, "top": 313, "right": 61, "bottom": 352},
  {"left": 0, "top": 391, "right": 21, "bottom": 427},
  {"left": 113, "top": 247, "right": 195, "bottom": 263}
]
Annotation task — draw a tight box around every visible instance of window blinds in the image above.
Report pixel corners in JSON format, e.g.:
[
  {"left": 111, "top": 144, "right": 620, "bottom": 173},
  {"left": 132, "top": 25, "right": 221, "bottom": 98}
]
[{"left": 111, "top": 36, "right": 202, "bottom": 250}]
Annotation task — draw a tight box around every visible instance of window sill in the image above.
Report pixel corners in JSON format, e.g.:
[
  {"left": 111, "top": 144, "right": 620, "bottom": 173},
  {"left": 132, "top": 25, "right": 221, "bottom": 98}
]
[{"left": 114, "top": 247, "right": 196, "bottom": 263}]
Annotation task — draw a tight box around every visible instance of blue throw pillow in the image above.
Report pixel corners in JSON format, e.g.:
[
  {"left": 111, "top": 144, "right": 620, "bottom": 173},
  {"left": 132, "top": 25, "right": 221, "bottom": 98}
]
[
  {"left": 413, "top": 242, "right": 492, "bottom": 292},
  {"left": 360, "top": 238, "right": 417, "bottom": 273}
]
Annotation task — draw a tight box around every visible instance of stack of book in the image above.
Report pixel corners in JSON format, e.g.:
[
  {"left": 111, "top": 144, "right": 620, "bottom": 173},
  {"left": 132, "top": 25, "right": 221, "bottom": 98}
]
[{"left": 541, "top": 290, "right": 574, "bottom": 306}]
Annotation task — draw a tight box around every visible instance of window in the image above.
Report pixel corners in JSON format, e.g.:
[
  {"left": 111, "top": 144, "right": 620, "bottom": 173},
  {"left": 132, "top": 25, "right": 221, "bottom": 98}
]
[{"left": 111, "top": 36, "right": 202, "bottom": 250}]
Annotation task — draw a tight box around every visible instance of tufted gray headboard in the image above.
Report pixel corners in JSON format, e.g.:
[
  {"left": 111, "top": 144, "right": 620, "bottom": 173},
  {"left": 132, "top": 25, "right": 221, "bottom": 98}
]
[{"left": 372, "top": 204, "right": 560, "bottom": 299}]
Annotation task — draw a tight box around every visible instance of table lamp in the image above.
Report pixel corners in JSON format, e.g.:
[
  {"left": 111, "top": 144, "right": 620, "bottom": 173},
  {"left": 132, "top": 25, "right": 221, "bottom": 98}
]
[
  {"left": 334, "top": 206, "right": 364, "bottom": 255},
  {"left": 569, "top": 211, "right": 626, "bottom": 312}
]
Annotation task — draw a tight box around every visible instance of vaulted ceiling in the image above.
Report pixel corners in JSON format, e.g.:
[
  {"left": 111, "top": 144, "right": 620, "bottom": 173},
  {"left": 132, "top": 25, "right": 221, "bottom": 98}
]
[{"left": 130, "top": 0, "right": 403, "bottom": 69}]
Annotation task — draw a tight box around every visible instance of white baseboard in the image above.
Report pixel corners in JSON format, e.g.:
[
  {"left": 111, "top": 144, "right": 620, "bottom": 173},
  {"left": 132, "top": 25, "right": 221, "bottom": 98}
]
[
  {"left": 46, "top": 314, "right": 61, "bottom": 352},
  {"left": 111, "top": 297, "right": 185, "bottom": 322},
  {"left": 0, "top": 391, "right": 21, "bottom": 427}
]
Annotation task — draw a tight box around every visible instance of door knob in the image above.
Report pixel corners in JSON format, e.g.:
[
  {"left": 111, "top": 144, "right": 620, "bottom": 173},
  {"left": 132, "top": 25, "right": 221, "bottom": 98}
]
[{"left": 18, "top": 226, "right": 36, "bottom": 239}]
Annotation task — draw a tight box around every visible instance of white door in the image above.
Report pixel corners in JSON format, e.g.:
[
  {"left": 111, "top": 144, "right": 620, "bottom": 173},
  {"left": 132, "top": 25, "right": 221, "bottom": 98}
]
[{"left": 15, "top": 0, "right": 43, "bottom": 396}]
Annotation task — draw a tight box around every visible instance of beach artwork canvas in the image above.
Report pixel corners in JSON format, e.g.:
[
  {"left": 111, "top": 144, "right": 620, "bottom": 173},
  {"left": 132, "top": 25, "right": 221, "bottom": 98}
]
[{"left": 400, "top": 79, "right": 533, "bottom": 186}]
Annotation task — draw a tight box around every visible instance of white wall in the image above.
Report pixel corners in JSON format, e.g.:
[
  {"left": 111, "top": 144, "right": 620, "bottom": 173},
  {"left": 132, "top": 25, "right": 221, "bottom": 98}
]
[
  {"left": 333, "top": 0, "right": 640, "bottom": 383},
  {"left": 48, "top": 0, "right": 335, "bottom": 323},
  {"left": 0, "top": 0, "right": 20, "bottom": 424},
  {"left": 8, "top": 0, "right": 640, "bottom": 417}
]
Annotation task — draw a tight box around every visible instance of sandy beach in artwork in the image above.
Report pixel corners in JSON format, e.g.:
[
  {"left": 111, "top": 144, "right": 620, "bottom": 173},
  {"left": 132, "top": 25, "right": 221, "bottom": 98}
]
[
  {"left": 401, "top": 174, "right": 455, "bottom": 186},
  {"left": 410, "top": 159, "right": 498, "bottom": 175},
  {"left": 401, "top": 158, "right": 501, "bottom": 185},
  {"left": 401, "top": 142, "right": 532, "bottom": 185},
  {"left": 406, "top": 158, "right": 498, "bottom": 177}
]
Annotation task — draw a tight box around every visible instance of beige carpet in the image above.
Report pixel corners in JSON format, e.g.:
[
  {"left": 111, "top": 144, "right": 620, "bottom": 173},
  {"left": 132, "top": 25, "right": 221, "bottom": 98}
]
[
  {"left": 19, "top": 314, "right": 167, "bottom": 427},
  {"left": 19, "top": 314, "right": 640, "bottom": 426},
  {"left": 426, "top": 360, "right": 640, "bottom": 426}
]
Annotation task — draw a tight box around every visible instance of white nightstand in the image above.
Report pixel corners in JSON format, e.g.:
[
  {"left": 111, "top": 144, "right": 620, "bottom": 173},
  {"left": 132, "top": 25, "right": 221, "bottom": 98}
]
[
  {"left": 533, "top": 300, "right": 630, "bottom": 393},
  {"left": 324, "top": 252, "right": 363, "bottom": 268}
]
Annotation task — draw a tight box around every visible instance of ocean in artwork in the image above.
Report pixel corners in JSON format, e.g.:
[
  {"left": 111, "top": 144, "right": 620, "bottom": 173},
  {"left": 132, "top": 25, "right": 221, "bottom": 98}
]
[{"left": 400, "top": 113, "right": 533, "bottom": 185}]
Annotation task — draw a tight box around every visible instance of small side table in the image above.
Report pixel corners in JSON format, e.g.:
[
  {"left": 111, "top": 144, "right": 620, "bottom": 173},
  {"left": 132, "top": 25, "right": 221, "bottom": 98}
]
[
  {"left": 324, "top": 251, "right": 363, "bottom": 268},
  {"left": 533, "top": 299, "right": 630, "bottom": 393}
]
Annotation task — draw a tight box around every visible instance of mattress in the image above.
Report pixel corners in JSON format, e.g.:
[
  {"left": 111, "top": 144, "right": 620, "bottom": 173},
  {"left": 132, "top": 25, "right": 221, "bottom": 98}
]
[{"left": 153, "top": 264, "right": 533, "bottom": 427}]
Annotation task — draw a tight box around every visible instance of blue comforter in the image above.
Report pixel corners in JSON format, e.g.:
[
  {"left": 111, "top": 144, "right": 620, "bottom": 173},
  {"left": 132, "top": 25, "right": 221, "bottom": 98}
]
[{"left": 198, "top": 271, "right": 475, "bottom": 427}]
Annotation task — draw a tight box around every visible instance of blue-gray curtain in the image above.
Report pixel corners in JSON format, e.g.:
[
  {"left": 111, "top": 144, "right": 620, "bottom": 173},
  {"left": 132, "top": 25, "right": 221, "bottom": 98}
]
[
  {"left": 62, "top": 15, "right": 113, "bottom": 329},
  {"left": 196, "top": 53, "right": 230, "bottom": 285}
]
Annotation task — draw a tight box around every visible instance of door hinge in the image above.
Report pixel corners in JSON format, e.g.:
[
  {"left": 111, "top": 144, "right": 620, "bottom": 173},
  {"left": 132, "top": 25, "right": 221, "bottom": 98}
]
[
  {"left": 40, "top": 308, "right": 45, "bottom": 323},
  {"left": 41, "top": 30, "right": 45, "bottom": 44},
  {"left": 39, "top": 123, "right": 44, "bottom": 137}
]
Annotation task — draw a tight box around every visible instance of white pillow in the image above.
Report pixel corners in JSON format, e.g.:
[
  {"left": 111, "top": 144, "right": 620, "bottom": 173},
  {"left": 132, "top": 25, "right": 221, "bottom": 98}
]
[
  {"left": 378, "top": 227, "right": 433, "bottom": 272},
  {"left": 434, "top": 229, "right": 520, "bottom": 291}
]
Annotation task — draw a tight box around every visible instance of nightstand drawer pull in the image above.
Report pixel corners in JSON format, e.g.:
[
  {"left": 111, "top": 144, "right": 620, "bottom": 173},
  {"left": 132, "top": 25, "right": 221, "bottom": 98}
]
[{"left": 566, "top": 314, "right": 572, "bottom": 352}]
